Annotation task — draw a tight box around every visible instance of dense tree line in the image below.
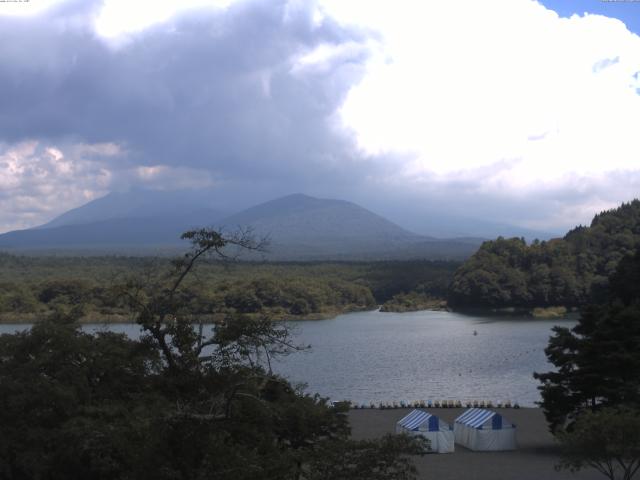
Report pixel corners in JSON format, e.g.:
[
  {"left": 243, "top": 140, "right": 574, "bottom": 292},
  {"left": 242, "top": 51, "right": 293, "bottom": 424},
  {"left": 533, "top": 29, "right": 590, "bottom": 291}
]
[
  {"left": 0, "top": 256, "right": 459, "bottom": 323},
  {"left": 448, "top": 200, "right": 640, "bottom": 308}
]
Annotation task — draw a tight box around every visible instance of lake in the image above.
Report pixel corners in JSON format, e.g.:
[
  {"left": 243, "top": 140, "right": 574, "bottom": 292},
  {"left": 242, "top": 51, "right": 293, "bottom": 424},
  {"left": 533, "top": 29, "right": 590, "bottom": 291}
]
[
  {"left": 275, "top": 310, "right": 574, "bottom": 407},
  {"left": 0, "top": 309, "right": 574, "bottom": 406}
]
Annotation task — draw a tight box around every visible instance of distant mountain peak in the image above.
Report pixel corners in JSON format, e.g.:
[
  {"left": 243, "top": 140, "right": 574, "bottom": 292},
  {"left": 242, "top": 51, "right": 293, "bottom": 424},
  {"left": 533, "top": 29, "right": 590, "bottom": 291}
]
[
  {"left": 248, "top": 193, "right": 346, "bottom": 210},
  {"left": 279, "top": 193, "right": 315, "bottom": 201},
  {"left": 0, "top": 190, "right": 485, "bottom": 259},
  {"left": 39, "top": 188, "right": 229, "bottom": 229}
]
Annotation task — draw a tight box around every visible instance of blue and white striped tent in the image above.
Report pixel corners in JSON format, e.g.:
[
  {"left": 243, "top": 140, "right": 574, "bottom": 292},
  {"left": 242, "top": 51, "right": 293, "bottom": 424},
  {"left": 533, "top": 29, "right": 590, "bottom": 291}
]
[
  {"left": 454, "top": 408, "right": 516, "bottom": 451},
  {"left": 396, "top": 410, "right": 454, "bottom": 453}
]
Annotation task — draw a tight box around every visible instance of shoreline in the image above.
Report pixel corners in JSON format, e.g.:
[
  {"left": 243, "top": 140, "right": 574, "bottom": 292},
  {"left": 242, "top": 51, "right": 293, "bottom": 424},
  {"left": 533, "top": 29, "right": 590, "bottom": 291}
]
[
  {"left": 0, "top": 305, "right": 378, "bottom": 325},
  {"left": 0, "top": 304, "right": 580, "bottom": 325},
  {"left": 378, "top": 300, "right": 580, "bottom": 319}
]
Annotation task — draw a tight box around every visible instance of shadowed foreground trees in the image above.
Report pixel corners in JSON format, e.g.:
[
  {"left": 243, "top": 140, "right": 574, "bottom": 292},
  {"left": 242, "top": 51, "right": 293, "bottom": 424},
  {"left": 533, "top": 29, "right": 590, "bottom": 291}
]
[
  {"left": 534, "top": 247, "right": 640, "bottom": 432},
  {"left": 535, "top": 248, "right": 640, "bottom": 479},
  {"left": 556, "top": 408, "right": 640, "bottom": 480},
  {"left": 0, "top": 229, "right": 425, "bottom": 480}
]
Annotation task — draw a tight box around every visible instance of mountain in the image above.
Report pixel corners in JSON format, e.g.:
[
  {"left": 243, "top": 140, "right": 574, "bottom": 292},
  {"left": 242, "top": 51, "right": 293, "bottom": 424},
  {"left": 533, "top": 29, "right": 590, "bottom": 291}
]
[
  {"left": 371, "top": 206, "right": 559, "bottom": 240},
  {"left": 407, "top": 215, "right": 558, "bottom": 241},
  {"left": 39, "top": 189, "right": 231, "bottom": 229},
  {"left": 0, "top": 211, "right": 223, "bottom": 251},
  {"left": 448, "top": 199, "right": 640, "bottom": 308},
  {"left": 0, "top": 192, "right": 482, "bottom": 259},
  {"left": 218, "top": 194, "right": 482, "bottom": 260},
  {"left": 221, "top": 193, "right": 420, "bottom": 249},
  {"left": 0, "top": 188, "right": 229, "bottom": 253}
]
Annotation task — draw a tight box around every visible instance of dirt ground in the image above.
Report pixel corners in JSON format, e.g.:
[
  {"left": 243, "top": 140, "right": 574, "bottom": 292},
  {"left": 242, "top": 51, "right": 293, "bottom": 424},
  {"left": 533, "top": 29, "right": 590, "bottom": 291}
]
[{"left": 348, "top": 408, "right": 602, "bottom": 480}]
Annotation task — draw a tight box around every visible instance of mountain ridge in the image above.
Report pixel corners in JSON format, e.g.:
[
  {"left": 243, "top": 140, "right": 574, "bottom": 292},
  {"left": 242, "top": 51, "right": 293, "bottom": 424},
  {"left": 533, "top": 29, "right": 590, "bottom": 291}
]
[{"left": 0, "top": 192, "right": 482, "bottom": 259}]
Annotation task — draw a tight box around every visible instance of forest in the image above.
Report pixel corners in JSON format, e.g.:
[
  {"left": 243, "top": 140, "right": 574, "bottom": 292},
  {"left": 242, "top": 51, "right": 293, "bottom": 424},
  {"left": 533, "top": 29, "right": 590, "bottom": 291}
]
[
  {"left": 448, "top": 200, "right": 640, "bottom": 309},
  {"left": 0, "top": 254, "right": 458, "bottom": 323}
]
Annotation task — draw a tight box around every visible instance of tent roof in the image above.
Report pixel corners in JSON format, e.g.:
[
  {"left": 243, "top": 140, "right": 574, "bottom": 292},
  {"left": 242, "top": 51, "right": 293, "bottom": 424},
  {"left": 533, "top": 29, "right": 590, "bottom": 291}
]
[
  {"left": 397, "top": 409, "right": 439, "bottom": 431},
  {"left": 455, "top": 408, "right": 503, "bottom": 429}
]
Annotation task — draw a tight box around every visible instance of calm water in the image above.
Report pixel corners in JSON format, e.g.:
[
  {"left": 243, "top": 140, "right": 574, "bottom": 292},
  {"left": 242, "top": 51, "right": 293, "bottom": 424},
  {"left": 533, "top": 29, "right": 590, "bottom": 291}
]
[
  {"left": 0, "top": 310, "right": 574, "bottom": 406},
  {"left": 276, "top": 310, "right": 574, "bottom": 406}
]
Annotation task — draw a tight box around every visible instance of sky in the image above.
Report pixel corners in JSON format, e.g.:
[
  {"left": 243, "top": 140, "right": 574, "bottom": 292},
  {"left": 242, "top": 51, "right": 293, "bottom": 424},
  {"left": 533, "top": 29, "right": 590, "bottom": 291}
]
[{"left": 0, "top": 0, "right": 639, "bottom": 235}]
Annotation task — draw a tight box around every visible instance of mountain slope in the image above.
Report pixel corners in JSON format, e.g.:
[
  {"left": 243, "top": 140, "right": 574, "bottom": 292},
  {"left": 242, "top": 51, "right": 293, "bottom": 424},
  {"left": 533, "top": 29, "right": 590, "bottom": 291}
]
[
  {"left": 40, "top": 189, "right": 229, "bottom": 229},
  {"left": 219, "top": 194, "right": 423, "bottom": 250},
  {"left": 448, "top": 199, "right": 640, "bottom": 308},
  {"left": 216, "top": 194, "right": 483, "bottom": 260},
  {"left": 0, "top": 192, "right": 482, "bottom": 259},
  {"left": 0, "top": 210, "right": 224, "bottom": 251}
]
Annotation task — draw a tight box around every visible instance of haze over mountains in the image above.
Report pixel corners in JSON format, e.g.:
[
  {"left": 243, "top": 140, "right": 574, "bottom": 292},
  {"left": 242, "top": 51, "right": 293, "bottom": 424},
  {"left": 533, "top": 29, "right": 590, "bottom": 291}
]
[
  {"left": 0, "top": 189, "right": 554, "bottom": 260},
  {"left": 38, "top": 189, "right": 230, "bottom": 230}
]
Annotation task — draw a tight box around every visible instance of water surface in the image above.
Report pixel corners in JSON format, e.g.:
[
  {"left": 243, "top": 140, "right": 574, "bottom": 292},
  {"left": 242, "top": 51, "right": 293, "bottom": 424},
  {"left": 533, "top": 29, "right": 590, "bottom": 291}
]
[
  {"left": 275, "top": 310, "right": 573, "bottom": 406},
  {"left": 0, "top": 310, "right": 573, "bottom": 406}
]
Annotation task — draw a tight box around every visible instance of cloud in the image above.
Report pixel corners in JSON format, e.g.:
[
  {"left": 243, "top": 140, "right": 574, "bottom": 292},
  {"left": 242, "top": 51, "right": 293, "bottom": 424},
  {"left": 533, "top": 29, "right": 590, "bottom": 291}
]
[
  {"left": 0, "top": 0, "right": 371, "bottom": 184},
  {"left": 0, "top": 138, "right": 223, "bottom": 231},
  {"left": 312, "top": 0, "right": 640, "bottom": 230},
  {"left": 94, "top": 0, "right": 236, "bottom": 42},
  {"left": 0, "top": 0, "right": 382, "bottom": 232},
  {"left": 0, "top": 141, "right": 112, "bottom": 232},
  {"left": 326, "top": 0, "right": 640, "bottom": 185},
  {"left": 0, "top": 0, "right": 640, "bottom": 235}
]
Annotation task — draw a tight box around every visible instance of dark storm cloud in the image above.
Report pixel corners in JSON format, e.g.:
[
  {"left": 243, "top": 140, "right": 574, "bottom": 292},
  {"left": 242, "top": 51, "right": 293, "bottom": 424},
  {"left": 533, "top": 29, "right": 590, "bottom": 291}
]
[
  {"left": 2, "top": 0, "right": 636, "bottom": 237},
  {"left": 0, "top": 0, "right": 371, "bottom": 188}
]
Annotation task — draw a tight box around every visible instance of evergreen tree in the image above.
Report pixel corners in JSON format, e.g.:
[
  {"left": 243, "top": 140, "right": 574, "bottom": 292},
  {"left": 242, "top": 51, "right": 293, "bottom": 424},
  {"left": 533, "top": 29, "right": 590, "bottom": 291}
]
[{"left": 534, "top": 248, "right": 640, "bottom": 432}]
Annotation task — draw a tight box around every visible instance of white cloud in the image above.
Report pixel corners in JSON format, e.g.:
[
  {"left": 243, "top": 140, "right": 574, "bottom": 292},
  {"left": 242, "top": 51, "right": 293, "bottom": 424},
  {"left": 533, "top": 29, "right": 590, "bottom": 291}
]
[
  {"left": 291, "top": 41, "right": 368, "bottom": 75},
  {"left": 94, "top": 0, "right": 235, "bottom": 45},
  {"left": 132, "top": 165, "right": 216, "bottom": 190},
  {"left": 0, "top": 0, "right": 65, "bottom": 17},
  {"left": 321, "top": 0, "right": 640, "bottom": 200},
  {"left": 0, "top": 139, "right": 219, "bottom": 233},
  {"left": 0, "top": 141, "right": 113, "bottom": 232}
]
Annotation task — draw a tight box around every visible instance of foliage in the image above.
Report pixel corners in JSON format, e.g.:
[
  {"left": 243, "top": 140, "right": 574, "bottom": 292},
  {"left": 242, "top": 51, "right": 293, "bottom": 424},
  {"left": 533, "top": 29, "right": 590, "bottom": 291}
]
[
  {"left": 534, "top": 248, "right": 640, "bottom": 432},
  {"left": 0, "top": 254, "right": 459, "bottom": 323},
  {"left": 304, "top": 434, "right": 428, "bottom": 480},
  {"left": 449, "top": 200, "right": 640, "bottom": 308},
  {"left": 0, "top": 317, "right": 163, "bottom": 479},
  {"left": 0, "top": 228, "right": 425, "bottom": 479},
  {"left": 379, "top": 291, "right": 447, "bottom": 313},
  {"left": 556, "top": 407, "right": 640, "bottom": 480},
  {"left": 357, "top": 261, "right": 457, "bottom": 302}
]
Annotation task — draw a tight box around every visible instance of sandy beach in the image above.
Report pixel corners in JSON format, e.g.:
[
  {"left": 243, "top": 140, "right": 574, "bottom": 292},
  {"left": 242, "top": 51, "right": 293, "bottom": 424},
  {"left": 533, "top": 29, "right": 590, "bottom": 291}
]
[{"left": 348, "top": 408, "right": 602, "bottom": 480}]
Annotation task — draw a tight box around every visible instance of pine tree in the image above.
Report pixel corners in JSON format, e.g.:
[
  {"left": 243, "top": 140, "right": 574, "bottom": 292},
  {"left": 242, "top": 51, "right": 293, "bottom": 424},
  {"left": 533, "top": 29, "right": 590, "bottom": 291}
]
[{"left": 534, "top": 248, "right": 640, "bottom": 432}]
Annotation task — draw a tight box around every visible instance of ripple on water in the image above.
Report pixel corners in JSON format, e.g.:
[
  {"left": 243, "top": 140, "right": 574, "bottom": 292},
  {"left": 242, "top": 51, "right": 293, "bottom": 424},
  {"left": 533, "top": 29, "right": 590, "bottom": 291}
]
[
  {"left": 0, "top": 310, "right": 573, "bottom": 406},
  {"left": 274, "top": 309, "right": 574, "bottom": 406}
]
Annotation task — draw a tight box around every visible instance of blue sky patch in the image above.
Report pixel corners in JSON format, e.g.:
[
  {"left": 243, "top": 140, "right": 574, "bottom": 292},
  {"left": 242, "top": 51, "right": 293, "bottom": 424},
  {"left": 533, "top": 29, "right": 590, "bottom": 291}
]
[{"left": 539, "top": 0, "right": 640, "bottom": 36}]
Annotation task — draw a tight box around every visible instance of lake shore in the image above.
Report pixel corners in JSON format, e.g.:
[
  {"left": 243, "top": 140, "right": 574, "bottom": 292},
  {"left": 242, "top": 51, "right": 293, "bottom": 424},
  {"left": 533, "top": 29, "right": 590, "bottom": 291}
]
[
  {"left": 378, "top": 299, "right": 580, "bottom": 319},
  {"left": 0, "top": 305, "right": 377, "bottom": 324},
  {"left": 348, "top": 407, "right": 600, "bottom": 480}
]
